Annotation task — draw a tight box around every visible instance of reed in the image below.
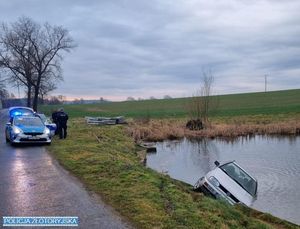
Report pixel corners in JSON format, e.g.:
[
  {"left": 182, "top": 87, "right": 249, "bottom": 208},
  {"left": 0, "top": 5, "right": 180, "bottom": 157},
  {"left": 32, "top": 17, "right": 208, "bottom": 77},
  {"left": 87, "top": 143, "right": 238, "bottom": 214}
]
[{"left": 127, "top": 118, "right": 300, "bottom": 142}]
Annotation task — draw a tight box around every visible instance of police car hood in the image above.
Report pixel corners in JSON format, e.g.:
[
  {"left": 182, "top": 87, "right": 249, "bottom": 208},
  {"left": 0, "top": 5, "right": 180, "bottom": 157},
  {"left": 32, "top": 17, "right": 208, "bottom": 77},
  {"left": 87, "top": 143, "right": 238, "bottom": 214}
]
[
  {"left": 16, "top": 124, "right": 45, "bottom": 133},
  {"left": 208, "top": 168, "right": 255, "bottom": 206}
]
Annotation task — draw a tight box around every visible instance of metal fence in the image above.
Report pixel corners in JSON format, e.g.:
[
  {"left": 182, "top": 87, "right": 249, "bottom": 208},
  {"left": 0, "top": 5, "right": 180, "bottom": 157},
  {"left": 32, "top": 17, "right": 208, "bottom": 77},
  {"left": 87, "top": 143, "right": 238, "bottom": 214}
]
[{"left": 85, "top": 116, "right": 126, "bottom": 125}]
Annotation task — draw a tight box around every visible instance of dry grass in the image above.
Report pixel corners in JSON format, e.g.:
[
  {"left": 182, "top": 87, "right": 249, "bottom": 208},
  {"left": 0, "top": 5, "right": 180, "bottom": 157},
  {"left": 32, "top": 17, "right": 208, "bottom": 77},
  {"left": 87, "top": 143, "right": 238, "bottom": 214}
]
[
  {"left": 127, "top": 118, "right": 300, "bottom": 142},
  {"left": 128, "top": 119, "right": 186, "bottom": 142}
]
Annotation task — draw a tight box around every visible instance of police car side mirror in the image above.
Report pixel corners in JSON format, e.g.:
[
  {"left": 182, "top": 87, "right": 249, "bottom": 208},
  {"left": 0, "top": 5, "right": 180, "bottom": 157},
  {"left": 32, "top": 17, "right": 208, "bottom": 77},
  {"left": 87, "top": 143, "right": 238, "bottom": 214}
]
[{"left": 214, "top": 161, "right": 220, "bottom": 167}]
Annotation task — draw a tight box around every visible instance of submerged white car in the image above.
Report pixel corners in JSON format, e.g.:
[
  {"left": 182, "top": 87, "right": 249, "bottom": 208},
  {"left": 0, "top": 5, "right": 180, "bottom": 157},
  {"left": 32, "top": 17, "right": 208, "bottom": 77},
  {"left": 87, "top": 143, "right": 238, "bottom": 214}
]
[{"left": 193, "top": 161, "right": 257, "bottom": 207}]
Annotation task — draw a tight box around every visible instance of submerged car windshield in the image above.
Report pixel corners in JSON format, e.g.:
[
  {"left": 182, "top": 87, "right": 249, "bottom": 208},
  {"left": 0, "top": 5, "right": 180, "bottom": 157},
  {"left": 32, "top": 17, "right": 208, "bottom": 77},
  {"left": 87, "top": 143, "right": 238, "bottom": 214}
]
[
  {"left": 220, "top": 162, "right": 257, "bottom": 196},
  {"left": 14, "top": 117, "right": 43, "bottom": 126}
]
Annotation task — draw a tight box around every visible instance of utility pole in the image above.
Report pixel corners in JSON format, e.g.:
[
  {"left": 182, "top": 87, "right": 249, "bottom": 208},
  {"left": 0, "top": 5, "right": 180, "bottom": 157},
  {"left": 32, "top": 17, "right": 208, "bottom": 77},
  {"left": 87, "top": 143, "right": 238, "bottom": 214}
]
[{"left": 264, "top": 74, "right": 268, "bottom": 92}]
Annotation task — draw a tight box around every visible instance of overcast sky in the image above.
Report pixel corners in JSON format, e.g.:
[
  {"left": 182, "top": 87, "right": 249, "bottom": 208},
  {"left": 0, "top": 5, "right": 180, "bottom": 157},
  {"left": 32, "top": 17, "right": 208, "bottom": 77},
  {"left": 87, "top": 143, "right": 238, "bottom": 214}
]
[{"left": 0, "top": 0, "right": 300, "bottom": 101}]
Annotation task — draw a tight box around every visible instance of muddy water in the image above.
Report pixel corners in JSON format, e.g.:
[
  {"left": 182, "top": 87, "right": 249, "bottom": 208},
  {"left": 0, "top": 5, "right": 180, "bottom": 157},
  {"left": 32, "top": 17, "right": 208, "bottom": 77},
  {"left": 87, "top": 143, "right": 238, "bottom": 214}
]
[{"left": 146, "top": 136, "right": 300, "bottom": 225}]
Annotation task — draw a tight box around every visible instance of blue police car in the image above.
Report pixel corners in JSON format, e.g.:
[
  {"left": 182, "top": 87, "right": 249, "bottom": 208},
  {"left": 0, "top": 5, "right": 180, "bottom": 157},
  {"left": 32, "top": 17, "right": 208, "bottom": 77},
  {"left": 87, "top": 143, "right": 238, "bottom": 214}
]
[{"left": 5, "top": 107, "right": 52, "bottom": 144}]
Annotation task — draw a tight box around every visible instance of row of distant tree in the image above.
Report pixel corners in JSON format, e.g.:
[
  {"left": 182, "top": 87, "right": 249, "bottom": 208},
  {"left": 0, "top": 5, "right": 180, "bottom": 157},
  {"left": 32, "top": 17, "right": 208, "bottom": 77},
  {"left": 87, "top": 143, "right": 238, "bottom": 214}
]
[
  {"left": 0, "top": 17, "right": 75, "bottom": 111},
  {"left": 127, "top": 95, "right": 172, "bottom": 101},
  {"left": 0, "top": 88, "right": 66, "bottom": 106}
]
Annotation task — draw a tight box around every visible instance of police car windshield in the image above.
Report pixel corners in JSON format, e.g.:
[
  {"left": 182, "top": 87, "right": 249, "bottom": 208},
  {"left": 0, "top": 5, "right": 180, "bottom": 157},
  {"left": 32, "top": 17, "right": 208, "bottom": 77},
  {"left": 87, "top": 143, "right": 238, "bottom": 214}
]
[
  {"left": 14, "top": 117, "right": 43, "bottom": 126},
  {"left": 38, "top": 114, "right": 47, "bottom": 123},
  {"left": 220, "top": 162, "right": 257, "bottom": 196}
]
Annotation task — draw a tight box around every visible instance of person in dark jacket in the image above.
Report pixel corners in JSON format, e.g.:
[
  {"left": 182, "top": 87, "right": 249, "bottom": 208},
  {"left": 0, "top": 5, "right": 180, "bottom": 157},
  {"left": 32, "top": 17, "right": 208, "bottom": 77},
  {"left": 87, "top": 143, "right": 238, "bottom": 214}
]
[
  {"left": 51, "top": 109, "right": 59, "bottom": 135},
  {"left": 56, "top": 108, "right": 69, "bottom": 139}
]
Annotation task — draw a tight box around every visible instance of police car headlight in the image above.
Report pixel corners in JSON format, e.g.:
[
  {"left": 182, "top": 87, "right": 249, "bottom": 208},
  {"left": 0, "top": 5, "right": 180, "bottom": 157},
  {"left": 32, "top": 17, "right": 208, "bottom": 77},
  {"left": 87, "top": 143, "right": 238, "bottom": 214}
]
[
  {"left": 208, "top": 176, "right": 220, "bottom": 187},
  {"left": 44, "top": 128, "right": 50, "bottom": 135},
  {"left": 12, "top": 126, "right": 22, "bottom": 134}
]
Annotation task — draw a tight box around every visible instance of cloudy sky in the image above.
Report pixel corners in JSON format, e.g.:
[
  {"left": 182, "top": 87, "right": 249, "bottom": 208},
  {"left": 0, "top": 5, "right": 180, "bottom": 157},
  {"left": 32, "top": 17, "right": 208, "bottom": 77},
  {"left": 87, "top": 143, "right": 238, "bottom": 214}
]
[{"left": 0, "top": 0, "right": 300, "bottom": 101}]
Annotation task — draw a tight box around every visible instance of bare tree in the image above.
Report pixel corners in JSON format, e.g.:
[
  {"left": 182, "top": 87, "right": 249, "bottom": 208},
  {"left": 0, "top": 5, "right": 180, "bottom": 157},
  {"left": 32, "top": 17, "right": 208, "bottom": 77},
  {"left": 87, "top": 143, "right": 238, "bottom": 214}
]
[
  {"left": 0, "top": 77, "right": 5, "bottom": 89},
  {"left": 127, "top": 96, "right": 135, "bottom": 101},
  {"left": 39, "top": 80, "right": 57, "bottom": 103},
  {"left": 0, "top": 17, "right": 75, "bottom": 111},
  {"left": 186, "top": 71, "right": 218, "bottom": 130},
  {"left": 0, "top": 19, "right": 35, "bottom": 107},
  {"left": 0, "top": 78, "right": 9, "bottom": 99},
  {"left": 163, "top": 95, "right": 172, "bottom": 99},
  {"left": 47, "top": 95, "right": 63, "bottom": 105}
]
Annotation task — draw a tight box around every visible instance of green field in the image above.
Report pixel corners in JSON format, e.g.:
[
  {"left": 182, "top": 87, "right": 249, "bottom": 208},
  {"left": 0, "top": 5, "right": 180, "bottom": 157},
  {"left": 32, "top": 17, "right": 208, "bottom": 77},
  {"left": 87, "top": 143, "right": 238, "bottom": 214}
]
[{"left": 40, "top": 89, "right": 300, "bottom": 119}]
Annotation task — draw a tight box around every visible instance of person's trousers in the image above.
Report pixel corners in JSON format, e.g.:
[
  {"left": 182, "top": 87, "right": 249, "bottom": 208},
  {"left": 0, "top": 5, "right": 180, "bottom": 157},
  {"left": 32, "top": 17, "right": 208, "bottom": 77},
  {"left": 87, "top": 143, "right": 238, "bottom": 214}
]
[
  {"left": 58, "top": 125, "right": 67, "bottom": 139},
  {"left": 54, "top": 122, "right": 59, "bottom": 135}
]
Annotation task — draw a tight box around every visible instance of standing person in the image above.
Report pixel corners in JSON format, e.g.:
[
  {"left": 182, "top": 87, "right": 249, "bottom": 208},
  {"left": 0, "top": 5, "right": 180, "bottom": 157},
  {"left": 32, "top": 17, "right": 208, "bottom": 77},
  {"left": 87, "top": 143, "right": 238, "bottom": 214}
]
[
  {"left": 56, "top": 108, "right": 69, "bottom": 139},
  {"left": 51, "top": 109, "right": 59, "bottom": 135}
]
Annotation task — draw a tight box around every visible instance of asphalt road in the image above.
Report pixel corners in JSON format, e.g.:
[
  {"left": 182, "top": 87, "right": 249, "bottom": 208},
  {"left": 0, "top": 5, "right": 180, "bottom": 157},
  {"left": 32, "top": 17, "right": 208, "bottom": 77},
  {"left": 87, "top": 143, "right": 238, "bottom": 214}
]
[{"left": 0, "top": 109, "right": 132, "bottom": 229}]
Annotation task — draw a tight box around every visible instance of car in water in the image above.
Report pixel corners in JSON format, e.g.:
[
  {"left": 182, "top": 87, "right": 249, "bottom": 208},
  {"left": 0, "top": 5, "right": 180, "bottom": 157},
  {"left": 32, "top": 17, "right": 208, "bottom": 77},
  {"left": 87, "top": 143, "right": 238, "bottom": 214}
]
[
  {"left": 5, "top": 115, "right": 52, "bottom": 144},
  {"left": 193, "top": 161, "right": 257, "bottom": 207},
  {"left": 36, "top": 113, "right": 57, "bottom": 136}
]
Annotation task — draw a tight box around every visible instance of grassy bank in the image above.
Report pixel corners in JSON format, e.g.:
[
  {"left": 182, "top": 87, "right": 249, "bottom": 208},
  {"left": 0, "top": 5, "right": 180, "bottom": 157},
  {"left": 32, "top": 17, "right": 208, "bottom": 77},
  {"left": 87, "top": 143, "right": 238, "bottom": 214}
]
[
  {"left": 40, "top": 89, "right": 300, "bottom": 119},
  {"left": 48, "top": 119, "right": 298, "bottom": 229}
]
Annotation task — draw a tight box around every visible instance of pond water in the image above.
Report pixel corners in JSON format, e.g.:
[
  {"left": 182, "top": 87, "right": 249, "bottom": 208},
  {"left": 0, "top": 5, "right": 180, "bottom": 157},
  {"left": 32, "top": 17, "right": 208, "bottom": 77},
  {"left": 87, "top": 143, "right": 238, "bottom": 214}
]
[{"left": 146, "top": 136, "right": 300, "bottom": 225}]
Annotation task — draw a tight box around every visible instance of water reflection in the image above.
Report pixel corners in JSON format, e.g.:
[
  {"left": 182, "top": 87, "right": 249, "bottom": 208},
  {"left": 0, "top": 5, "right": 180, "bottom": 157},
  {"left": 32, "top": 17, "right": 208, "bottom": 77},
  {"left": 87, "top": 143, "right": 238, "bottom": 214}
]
[
  {"left": 11, "top": 149, "right": 33, "bottom": 209},
  {"left": 146, "top": 136, "right": 300, "bottom": 225},
  {"left": 147, "top": 138, "right": 220, "bottom": 184}
]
